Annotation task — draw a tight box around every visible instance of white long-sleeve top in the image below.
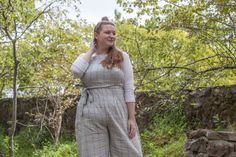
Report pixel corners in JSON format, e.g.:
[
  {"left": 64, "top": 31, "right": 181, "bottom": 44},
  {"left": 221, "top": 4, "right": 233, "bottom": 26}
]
[{"left": 71, "top": 51, "right": 136, "bottom": 103}]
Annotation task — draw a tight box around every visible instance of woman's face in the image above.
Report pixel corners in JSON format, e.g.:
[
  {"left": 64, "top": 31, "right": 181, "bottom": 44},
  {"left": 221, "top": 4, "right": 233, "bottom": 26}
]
[{"left": 95, "top": 24, "right": 116, "bottom": 49}]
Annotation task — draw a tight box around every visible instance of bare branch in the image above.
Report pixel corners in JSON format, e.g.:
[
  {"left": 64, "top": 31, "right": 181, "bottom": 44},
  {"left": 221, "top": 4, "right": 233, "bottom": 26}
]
[
  {"left": 135, "top": 66, "right": 198, "bottom": 74},
  {"left": 134, "top": 26, "right": 146, "bottom": 64},
  {"left": 0, "top": 41, "right": 11, "bottom": 44},
  {"left": 135, "top": 66, "right": 150, "bottom": 91},
  {"left": 13, "top": 16, "right": 17, "bottom": 38},
  {"left": 135, "top": 64, "right": 236, "bottom": 79},
  {"left": 164, "top": 0, "right": 235, "bottom": 30},
  {"left": 199, "top": 66, "right": 236, "bottom": 74},
  {"left": 16, "top": 122, "right": 38, "bottom": 127},
  {"left": 16, "top": 1, "right": 56, "bottom": 41},
  {"left": 184, "top": 54, "right": 219, "bottom": 67}
]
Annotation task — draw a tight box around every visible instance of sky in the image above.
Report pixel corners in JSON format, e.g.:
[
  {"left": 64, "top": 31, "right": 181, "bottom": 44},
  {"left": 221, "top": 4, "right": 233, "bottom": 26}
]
[
  {"left": 36, "top": 0, "right": 144, "bottom": 24},
  {"left": 78, "top": 0, "right": 133, "bottom": 24}
]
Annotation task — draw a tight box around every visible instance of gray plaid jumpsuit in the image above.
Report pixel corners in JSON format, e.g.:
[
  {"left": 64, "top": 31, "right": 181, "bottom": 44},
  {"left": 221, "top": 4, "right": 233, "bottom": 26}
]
[{"left": 71, "top": 52, "right": 143, "bottom": 157}]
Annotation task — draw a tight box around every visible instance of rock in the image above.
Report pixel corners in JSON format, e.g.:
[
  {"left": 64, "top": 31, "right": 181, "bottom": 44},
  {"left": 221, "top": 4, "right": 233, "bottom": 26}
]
[
  {"left": 184, "top": 85, "right": 236, "bottom": 129},
  {"left": 182, "top": 151, "right": 196, "bottom": 157},
  {"left": 207, "top": 140, "right": 234, "bottom": 157},
  {"left": 228, "top": 152, "right": 236, "bottom": 157},
  {"left": 196, "top": 153, "right": 208, "bottom": 157},
  {"left": 207, "top": 131, "right": 236, "bottom": 142},
  {"left": 183, "top": 130, "right": 236, "bottom": 157},
  {"left": 187, "top": 129, "right": 208, "bottom": 139},
  {"left": 188, "top": 137, "right": 208, "bottom": 153},
  {"left": 185, "top": 139, "right": 192, "bottom": 150}
]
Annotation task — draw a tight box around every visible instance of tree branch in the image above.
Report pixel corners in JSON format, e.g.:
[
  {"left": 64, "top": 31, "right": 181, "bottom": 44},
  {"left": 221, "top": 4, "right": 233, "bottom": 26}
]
[
  {"left": 164, "top": 0, "right": 235, "bottom": 30},
  {"left": 134, "top": 25, "right": 146, "bottom": 64},
  {"left": 184, "top": 54, "right": 219, "bottom": 67},
  {"left": 1, "top": 5, "right": 12, "bottom": 41},
  {"left": 16, "top": 1, "right": 56, "bottom": 41},
  {"left": 135, "top": 64, "right": 236, "bottom": 76},
  {"left": 135, "top": 66, "right": 198, "bottom": 74},
  {"left": 198, "top": 66, "right": 236, "bottom": 74},
  {"left": 0, "top": 41, "right": 11, "bottom": 44}
]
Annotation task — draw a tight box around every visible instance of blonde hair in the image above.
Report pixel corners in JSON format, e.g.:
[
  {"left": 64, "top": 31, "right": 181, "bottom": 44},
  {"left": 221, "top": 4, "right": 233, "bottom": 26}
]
[{"left": 94, "top": 16, "right": 123, "bottom": 69}]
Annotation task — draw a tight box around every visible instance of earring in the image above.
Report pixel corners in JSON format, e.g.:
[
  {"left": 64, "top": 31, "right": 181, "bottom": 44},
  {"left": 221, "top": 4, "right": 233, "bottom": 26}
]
[{"left": 93, "top": 39, "right": 97, "bottom": 47}]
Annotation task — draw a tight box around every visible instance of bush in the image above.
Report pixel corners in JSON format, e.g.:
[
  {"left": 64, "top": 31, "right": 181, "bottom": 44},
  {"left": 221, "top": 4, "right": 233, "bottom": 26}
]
[
  {"left": 0, "top": 126, "right": 10, "bottom": 156},
  {"left": 140, "top": 105, "right": 187, "bottom": 157},
  {"left": 14, "top": 127, "right": 52, "bottom": 157},
  {"left": 157, "top": 135, "right": 186, "bottom": 157},
  {"left": 33, "top": 141, "right": 77, "bottom": 157}
]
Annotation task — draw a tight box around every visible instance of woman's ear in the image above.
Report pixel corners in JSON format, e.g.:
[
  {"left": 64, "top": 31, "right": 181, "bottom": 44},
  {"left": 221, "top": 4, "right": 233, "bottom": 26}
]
[
  {"left": 94, "top": 32, "right": 98, "bottom": 39},
  {"left": 92, "top": 38, "right": 97, "bottom": 48}
]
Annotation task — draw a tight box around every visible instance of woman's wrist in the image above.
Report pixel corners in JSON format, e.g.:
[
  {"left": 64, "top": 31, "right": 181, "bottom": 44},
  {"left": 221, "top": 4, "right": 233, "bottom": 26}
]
[
  {"left": 86, "top": 49, "right": 94, "bottom": 56},
  {"left": 82, "top": 50, "right": 94, "bottom": 62},
  {"left": 126, "top": 102, "right": 136, "bottom": 120},
  {"left": 128, "top": 115, "right": 136, "bottom": 121}
]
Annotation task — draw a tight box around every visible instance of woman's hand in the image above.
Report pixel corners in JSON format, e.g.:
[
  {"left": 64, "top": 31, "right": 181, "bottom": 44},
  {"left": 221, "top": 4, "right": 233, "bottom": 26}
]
[
  {"left": 83, "top": 40, "right": 96, "bottom": 62},
  {"left": 88, "top": 39, "right": 97, "bottom": 53},
  {"left": 128, "top": 118, "right": 137, "bottom": 139}
]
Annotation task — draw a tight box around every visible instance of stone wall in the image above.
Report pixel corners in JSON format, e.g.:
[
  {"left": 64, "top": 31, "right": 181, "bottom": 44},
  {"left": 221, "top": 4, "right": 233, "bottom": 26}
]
[
  {"left": 182, "top": 129, "right": 236, "bottom": 157},
  {"left": 184, "top": 85, "right": 236, "bottom": 129},
  {"left": 0, "top": 95, "right": 83, "bottom": 134},
  {"left": 0, "top": 92, "right": 158, "bottom": 133},
  {"left": 0, "top": 85, "right": 236, "bottom": 133}
]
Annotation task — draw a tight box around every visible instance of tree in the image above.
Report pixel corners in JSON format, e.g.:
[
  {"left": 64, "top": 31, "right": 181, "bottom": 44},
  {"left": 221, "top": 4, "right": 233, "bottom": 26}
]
[
  {"left": 0, "top": 0, "right": 80, "bottom": 155},
  {"left": 117, "top": 0, "right": 236, "bottom": 91},
  {"left": 17, "top": 18, "right": 93, "bottom": 145}
]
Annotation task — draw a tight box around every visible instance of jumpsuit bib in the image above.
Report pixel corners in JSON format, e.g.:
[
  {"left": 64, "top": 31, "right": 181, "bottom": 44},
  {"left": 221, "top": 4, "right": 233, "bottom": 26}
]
[{"left": 75, "top": 54, "right": 143, "bottom": 157}]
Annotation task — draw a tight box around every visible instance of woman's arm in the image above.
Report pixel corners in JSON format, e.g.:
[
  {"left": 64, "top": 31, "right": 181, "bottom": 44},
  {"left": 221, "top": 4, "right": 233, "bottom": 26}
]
[
  {"left": 122, "top": 52, "right": 136, "bottom": 102},
  {"left": 127, "top": 102, "right": 136, "bottom": 139},
  {"left": 122, "top": 51, "right": 137, "bottom": 139},
  {"left": 127, "top": 102, "right": 135, "bottom": 120},
  {"left": 71, "top": 50, "right": 94, "bottom": 78}
]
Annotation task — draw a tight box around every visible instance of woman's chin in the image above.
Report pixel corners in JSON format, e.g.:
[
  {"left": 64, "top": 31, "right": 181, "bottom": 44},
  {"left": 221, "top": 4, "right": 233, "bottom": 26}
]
[{"left": 106, "top": 43, "right": 114, "bottom": 48}]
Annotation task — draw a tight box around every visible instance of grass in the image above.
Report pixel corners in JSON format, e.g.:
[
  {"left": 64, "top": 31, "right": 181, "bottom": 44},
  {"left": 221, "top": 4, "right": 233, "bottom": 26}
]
[
  {"left": 0, "top": 105, "right": 188, "bottom": 157},
  {"left": 33, "top": 141, "right": 77, "bottom": 157},
  {"left": 140, "top": 105, "right": 188, "bottom": 157}
]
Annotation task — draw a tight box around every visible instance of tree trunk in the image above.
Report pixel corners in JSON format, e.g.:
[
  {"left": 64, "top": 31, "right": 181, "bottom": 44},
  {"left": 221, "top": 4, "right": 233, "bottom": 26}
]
[
  {"left": 53, "top": 98, "right": 64, "bottom": 145},
  {"left": 54, "top": 108, "right": 63, "bottom": 145},
  {"left": 9, "top": 40, "right": 19, "bottom": 157}
]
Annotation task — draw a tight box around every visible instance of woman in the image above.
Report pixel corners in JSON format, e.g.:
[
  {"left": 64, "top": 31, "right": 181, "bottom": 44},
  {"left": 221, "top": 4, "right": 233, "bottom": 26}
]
[{"left": 71, "top": 17, "right": 143, "bottom": 157}]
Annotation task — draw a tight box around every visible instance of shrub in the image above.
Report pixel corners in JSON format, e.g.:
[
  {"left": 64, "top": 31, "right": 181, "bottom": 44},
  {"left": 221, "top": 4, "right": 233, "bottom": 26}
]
[{"left": 140, "top": 104, "right": 187, "bottom": 157}]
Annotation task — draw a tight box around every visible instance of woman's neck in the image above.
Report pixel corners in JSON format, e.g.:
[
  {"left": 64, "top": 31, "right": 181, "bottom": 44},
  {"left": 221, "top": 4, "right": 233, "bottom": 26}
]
[{"left": 95, "top": 46, "right": 108, "bottom": 55}]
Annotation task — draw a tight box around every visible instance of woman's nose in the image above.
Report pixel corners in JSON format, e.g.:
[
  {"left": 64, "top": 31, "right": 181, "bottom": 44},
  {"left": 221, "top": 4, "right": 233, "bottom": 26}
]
[
  {"left": 110, "top": 34, "right": 115, "bottom": 39},
  {"left": 109, "top": 33, "right": 115, "bottom": 37}
]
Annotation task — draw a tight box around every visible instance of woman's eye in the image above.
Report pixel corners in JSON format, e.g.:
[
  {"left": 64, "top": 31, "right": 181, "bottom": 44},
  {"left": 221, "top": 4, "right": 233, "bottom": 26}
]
[{"left": 104, "top": 31, "right": 115, "bottom": 35}]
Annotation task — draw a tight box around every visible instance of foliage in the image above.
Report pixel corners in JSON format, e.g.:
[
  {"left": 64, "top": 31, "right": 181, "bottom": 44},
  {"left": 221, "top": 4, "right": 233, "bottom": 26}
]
[
  {"left": 0, "top": 0, "right": 91, "bottom": 146},
  {"left": 14, "top": 19, "right": 94, "bottom": 144},
  {"left": 0, "top": 0, "right": 235, "bottom": 155},
  {"left": 0, "top": 0, "right": 84, "bottom": 98},
  {"left": 33, "top": 141, "right": 77, "bottom": 157},
  {"left": 116, "top": 21, "right": 235, "bottom": 93},
  {"left": 0, "top": 126, "right": 10, "bottom": 156},
  {"left": 117, "top": 0, "right": 236, "bottom": 93},
  {"left": 140, "top": 104, "right": 187, "bottom": 157},
  {"left": 17, "top": 127, "right": 52, "bottom": 147},
  {"left": 0, "top": 127, "right": 77, "bottom": 157},
  {"left": 2, "top": 0, "right": 234, "bottom": 98},
  {"left": 0, "top": 107, "right": 187, "bottom": 157},
  {"left": 156, "top": 135, "right": 185, "bottom": 157}
]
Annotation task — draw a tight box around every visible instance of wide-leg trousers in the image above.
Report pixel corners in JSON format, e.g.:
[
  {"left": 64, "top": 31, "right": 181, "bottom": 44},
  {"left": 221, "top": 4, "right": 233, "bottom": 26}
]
[{"left": 75, "top": 87, "right": 143, "bottom": 157}]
